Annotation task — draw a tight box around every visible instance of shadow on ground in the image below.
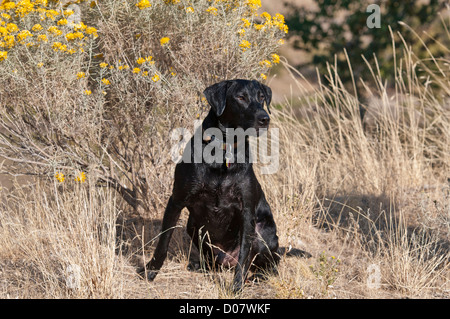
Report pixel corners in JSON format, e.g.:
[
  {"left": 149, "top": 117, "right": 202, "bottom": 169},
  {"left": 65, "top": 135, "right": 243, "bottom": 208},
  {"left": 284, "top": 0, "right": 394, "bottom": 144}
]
[
  {"left": 314, "top": 193, "right": 449, "bottom": 261},
  {"left": 116, "top": 212, "right": 199, "bottom": 270}
]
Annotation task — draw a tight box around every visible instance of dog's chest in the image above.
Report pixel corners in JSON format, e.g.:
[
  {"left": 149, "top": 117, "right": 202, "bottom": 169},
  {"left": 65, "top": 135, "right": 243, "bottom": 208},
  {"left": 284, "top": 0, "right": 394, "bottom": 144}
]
[{"left": 189, "top": 176, "right": 243, "bottom": 217}]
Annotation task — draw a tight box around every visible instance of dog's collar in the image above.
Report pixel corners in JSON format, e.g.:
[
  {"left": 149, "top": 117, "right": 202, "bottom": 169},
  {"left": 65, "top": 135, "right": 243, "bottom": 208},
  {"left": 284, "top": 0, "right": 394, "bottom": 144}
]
[{"left": 202, "top": 131, "right": 238, "bottom": 168}]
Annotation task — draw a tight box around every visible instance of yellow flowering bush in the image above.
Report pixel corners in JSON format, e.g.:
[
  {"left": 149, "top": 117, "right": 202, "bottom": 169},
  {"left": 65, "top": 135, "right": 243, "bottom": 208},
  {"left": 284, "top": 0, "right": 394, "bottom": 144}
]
[
  {"left": 0, "top": 0, "right": 97, "bottom": 58},
  {"left": 0, "top": 0, "right": 288, "bottom": 215}
]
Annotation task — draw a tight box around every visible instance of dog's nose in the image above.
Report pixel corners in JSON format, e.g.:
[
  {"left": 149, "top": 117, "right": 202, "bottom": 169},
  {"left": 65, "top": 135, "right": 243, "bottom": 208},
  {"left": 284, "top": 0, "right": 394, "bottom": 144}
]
[{"left": 257, "top": 114, "right": 270, "bottom": 126}]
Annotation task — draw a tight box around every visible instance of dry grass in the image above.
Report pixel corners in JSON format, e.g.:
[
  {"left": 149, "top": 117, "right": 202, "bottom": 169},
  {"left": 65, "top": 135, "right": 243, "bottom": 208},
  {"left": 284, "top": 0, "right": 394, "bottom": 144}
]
[{"left": 1, "top": 53, "right": 448, "bottom": 297}]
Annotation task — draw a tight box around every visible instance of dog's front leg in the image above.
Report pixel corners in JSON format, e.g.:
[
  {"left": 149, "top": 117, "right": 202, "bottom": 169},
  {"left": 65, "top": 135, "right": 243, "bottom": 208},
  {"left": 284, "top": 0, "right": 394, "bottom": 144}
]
[
  {"left": 232, "top": 206, "right": 255, "bottom": 293},
  {"left": 138, "top": 196, "right": 183, "bottom": 281}
]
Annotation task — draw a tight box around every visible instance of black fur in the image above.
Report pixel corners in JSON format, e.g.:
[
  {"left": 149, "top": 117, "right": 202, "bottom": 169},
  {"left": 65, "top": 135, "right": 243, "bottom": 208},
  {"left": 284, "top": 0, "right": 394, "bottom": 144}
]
[{"left": 137, "top": 79, "right": 308, "bottom": 293}]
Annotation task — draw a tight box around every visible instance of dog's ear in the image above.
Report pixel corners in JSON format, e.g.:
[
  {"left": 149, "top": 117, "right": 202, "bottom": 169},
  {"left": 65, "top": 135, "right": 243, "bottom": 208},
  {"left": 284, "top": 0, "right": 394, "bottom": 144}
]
[
  {"left": 260, "top": 83, "right": 272, "bottom": 114},
  {"left": 203, "top": 81, "right": 230, "bottom": 117}
]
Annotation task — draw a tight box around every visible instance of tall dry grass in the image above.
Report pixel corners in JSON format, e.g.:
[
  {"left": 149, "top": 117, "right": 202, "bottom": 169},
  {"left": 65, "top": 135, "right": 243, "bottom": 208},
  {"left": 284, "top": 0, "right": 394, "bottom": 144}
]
[
  {"left": 262, "top": 26, "right": 449, "bottom": 297},
  {"left": 0, "top": 177, "right": 137, "bottom": 298}
]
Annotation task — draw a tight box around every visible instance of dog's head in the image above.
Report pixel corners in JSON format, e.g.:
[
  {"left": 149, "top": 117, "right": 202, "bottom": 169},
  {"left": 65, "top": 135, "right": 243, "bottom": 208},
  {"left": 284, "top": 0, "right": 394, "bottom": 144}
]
[{"left": 203, "top": 79, "right": 272, "bottom": 135}]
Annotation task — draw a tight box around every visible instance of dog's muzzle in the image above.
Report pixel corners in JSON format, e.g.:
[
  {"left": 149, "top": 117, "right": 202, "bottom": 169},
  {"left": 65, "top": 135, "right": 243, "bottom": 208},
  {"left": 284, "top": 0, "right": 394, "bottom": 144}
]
[{"left": 255, "top": 110, "right": 270, "bottom": 133}]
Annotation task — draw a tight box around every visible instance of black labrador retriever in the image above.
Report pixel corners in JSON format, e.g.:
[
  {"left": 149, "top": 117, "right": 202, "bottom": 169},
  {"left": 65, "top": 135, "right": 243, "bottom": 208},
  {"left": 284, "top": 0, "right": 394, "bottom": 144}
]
[{"left": 138, "top": 79, "right": 307, "bottom": 292}]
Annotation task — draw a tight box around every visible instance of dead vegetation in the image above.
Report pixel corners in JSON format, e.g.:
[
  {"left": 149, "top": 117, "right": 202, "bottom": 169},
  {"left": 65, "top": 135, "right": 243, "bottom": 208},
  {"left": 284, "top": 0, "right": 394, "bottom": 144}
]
[{"left": 0, "top": 0, "right": 449, "bottom": 299}]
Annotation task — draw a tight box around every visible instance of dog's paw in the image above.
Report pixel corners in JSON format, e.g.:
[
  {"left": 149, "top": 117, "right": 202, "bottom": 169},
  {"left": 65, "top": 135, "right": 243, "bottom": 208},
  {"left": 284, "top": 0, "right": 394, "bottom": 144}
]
[
  {"left": 247, "top": 273, "right": 269, "bottom": 283},
  {"left": 136, "top": 266, "right": 146, "bottom": 279},
  {"left": 147, "top": 271, "right": 158, "bottom": 281},
  {"left": 231, "top": 280, "right": 244, "bottom": 294},
  {"left": 187, "top": 261, "right": 201, "bottom": 272}
]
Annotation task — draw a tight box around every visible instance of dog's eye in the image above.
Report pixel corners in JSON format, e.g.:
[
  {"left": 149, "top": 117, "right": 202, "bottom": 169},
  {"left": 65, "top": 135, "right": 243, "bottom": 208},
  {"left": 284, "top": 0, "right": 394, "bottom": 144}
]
[
  {"left": 237, "top": 95, "right": 246, "bottom": 102},
  {"left": 259, "top": 94, "right": 265, "bottom": 102}
]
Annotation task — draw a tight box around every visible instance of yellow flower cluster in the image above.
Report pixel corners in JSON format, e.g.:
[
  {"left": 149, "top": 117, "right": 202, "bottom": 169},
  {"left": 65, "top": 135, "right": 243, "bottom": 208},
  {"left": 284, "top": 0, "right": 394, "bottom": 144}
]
[
  {"left": 253, "top": 12, "right": 288, "bottom": 33},
  {"left": 75, "top": 171, "right": 86, "bottom": 183},
  {"left": 271, "top": 53, "right": 280, "bottom": 64},
  {"left": 17, "top": 29, "right": 31, "bottom": 42},
  {"left": 85, "top": 26, "right": 98, "bottom": 37},
  {"left": 65, "top": 31, "right": 83, "bottom": 41},
  {"left": 206, "top": 6, "right": 217, "bottom": 16},
  {"left": 205, "top": 0, "right": 260, "bottom": 15},
  {"left": 160, "top": 36, "right": 170, "bottom": 46},
  {"left": 138, "top": 56, "right": 154, "bottom": 65},
  {"left": 245, "top": 0, "right": 261, "bottom": 14},
  {"left": 241, "top": 18, "right": 251, "bottom": 28},
  {"left": 259, "top": 59, "right": 272, "bottom": 68},
  {"left": 15, "top": 0, "right": 35, "bottom": 18},
  {"left": 47, "top": 25, "right": 62, "bottom": 36},
  {"left": 101, "top": 54, "right": 161, "bottom": 84},
  {"left": 51, "top": 41, "right": 67, "bottom": 51},
  {"left": 0, "top": 0, "right": 98, "bottom": 61},
  {"left": 57, "top": 18, "right": 67, "bottom": 26},
  {"left": 237, "top": 10, "right": 287, "bottom": 57},
  {"left": 239, "top": 39, "right": 251, "bottom": 52},
  {"left": 31, "top": 23, "right": 42, "bottom": 32},
  {"left": 257, "top": 53, "right": 281, "bottom": 80},
  {"left": 259, "top": 54, "right": 280, "bottom": 67},
  {"left": 55, "top": 171, "right": 86, "bottom": 183},
  {"left": 55, "top": 172, "right": 65, "bottom": 183},
  {"left": 136, "top": 0, "right": 151, "bottom": 10},
  {"left": 152, "top": 73, "right": 160, "bottom": 82}
]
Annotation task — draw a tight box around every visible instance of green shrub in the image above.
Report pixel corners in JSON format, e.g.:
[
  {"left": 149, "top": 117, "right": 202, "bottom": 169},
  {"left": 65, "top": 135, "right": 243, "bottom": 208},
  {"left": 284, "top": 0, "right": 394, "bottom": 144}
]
[{"left": 285, "top": 0, "right": 446, "bottom": 94}]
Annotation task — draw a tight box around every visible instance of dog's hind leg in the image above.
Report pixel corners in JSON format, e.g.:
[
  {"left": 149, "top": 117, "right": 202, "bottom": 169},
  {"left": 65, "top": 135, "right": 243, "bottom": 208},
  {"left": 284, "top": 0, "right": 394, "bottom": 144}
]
[
  {"left": 185, "top": 215, "right": 203, "bottom": 272},
  {"left": 250, "top": 231, "right": 280, "bottom": 278},
  {"left": 247, "top": 197, "right": 281, "bottom": 281}
]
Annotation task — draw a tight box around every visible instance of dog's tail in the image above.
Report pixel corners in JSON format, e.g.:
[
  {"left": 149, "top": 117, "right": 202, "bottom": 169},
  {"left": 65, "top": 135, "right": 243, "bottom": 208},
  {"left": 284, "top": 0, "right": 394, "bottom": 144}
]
[{"left": 278, "top": 246, "right": 312, "bottom": 258}]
